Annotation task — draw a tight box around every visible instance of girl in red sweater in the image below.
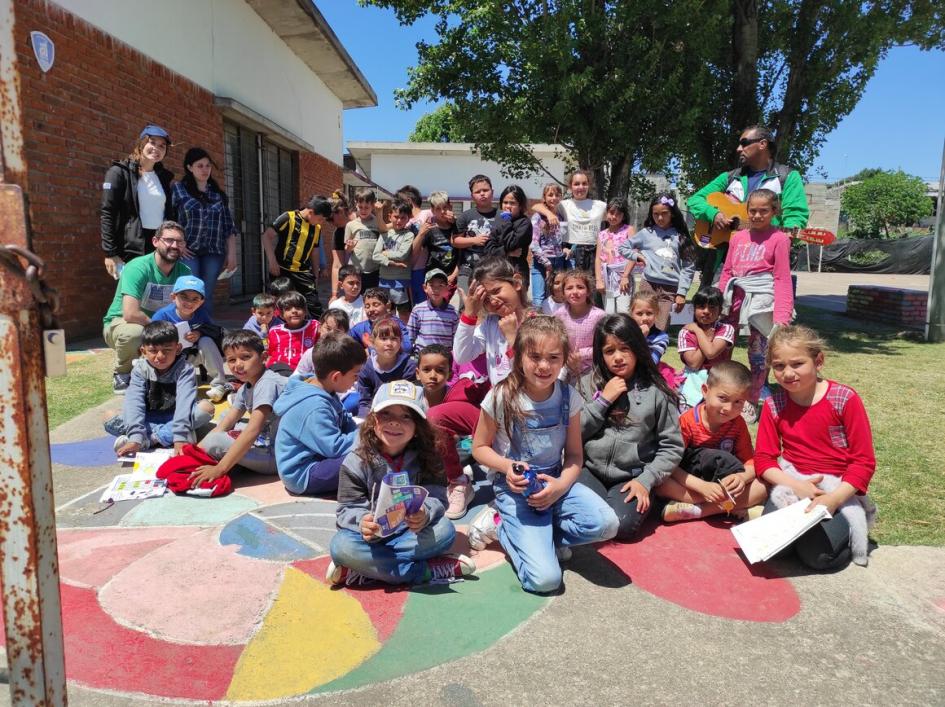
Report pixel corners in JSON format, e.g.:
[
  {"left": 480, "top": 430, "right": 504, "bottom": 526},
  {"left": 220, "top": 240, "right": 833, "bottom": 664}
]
[
  {"left": 754, "top": 325, "right": 877, "bottom": 569},
  {"left": 717, "top": 189, "right": 794, "bottom": 423}
]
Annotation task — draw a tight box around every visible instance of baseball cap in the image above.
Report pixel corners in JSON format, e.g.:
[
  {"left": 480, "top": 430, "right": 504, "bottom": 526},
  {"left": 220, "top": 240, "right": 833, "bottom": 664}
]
[
  {"left": 139, "top": 124, "right": 171, "bottom": 143},
  {"left": 371, "top": 380, "right": 428, "bottom": 419},
  {"left": 424, "top": 269, "right": 448, "bottom": 284},
  {"left": 172, "top": 275, "right": 205, "bottom": 297}
]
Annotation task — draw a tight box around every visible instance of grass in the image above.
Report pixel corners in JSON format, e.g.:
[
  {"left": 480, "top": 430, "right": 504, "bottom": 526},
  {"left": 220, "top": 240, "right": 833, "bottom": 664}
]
[
  {"left": 46, "top": 307, "right": 945, "bottom": 546},
  {"left": 711, "top": 306, "right": 945, "bottom": 547},
  {"left": 45, "top": 349, "right": 115, "bottom": 429}
]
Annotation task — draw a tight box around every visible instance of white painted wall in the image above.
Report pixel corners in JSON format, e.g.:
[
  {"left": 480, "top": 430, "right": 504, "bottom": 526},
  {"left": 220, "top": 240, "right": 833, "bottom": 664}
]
[
  {"left": 362, "top": 151, "right": 569, "bottom": 201},
  {"left": 50, "top": 0, "right": 343, "bottom": 161}
]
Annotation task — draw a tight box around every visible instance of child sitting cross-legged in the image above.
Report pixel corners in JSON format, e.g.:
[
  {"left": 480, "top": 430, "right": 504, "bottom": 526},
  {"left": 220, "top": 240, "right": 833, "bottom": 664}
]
[
  {"left": 110, "top": 321, "right": 215, "bottom": 456},
  {"left": 327, "top": 380, "right": 476, "bottom": 586},
  {"left": 356, "top": 317, "right": 417, "bottom": 418},
  {"left": 192, "top": 331, "right": 287, "bottom": 483},
  {"left": 266, "top": 290, "right": 320, "bottom": 374},
  {"left": 655, "top": 361, "right": 768, "bottom": 522},
  {"left": 151, "top": 275, "right": 230, "bottom": 402},
  {"left": 273, "top": 332, "right": 367, "bottom": 495}
]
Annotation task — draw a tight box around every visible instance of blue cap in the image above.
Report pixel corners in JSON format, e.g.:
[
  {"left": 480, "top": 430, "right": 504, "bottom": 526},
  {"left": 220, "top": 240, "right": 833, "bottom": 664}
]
[
  {"left": 172, "top": 275, "right": 205, "bottom": 296},
  {"left": 139, "top": 124, "right": 171, "bottom": 143},
  {"left": 371, "top": 380, "right": 428, "bottom": 419}
]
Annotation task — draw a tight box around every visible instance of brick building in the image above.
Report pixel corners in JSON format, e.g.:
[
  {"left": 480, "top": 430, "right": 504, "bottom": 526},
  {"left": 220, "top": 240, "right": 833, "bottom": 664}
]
[{"left": 0, "top": 0, "right": 375, "bottom": 338}]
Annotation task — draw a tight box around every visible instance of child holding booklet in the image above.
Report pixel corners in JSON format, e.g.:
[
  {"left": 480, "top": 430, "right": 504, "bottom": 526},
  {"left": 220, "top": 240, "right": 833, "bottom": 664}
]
[{"left": 327, "top": 381, "right": 476, "bottom": 586}]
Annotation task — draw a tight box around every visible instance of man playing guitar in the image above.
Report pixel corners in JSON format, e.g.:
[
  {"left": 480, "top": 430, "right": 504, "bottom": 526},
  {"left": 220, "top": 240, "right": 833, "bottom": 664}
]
[{"left": 688, "top": 125, "right": 810, "bottom": 284}]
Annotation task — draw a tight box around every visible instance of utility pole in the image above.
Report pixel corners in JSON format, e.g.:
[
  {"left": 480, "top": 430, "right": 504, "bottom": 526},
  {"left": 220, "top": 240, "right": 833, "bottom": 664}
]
[{"left": 926, "top": 136, "right": 945, "bottom": 342}]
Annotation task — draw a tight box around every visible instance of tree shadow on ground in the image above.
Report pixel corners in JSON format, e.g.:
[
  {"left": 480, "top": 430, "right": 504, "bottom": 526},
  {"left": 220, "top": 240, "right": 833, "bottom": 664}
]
[{"left": 795, "top": 306, "right": 927, "bottom": 357}]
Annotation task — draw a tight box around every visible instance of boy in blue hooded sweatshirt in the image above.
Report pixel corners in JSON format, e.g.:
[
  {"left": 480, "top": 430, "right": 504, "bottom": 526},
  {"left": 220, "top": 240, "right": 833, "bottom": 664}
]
[{"left": 274, "top": 332, "right": 367, "bottom": 494}]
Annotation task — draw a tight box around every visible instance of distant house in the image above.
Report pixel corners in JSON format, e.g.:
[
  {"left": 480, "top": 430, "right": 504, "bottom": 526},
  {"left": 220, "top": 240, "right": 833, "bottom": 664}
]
[{"left": 3, "top": 0, "right": 375, "bottom": 337}]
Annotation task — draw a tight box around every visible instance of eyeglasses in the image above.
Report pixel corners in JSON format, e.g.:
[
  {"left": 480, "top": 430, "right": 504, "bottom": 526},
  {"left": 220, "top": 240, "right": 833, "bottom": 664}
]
[
  {"left": 158, "top": 237, "right": 186, "bottom": 246},
  {"left": 738, "top": 137, "right": 764, "bottom": 148}
]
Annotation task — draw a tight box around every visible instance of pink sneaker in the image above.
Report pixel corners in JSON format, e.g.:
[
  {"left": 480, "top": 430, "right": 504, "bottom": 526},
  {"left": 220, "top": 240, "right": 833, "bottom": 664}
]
[{"left": 445, "top": 476, "right": 474, "bottom": 519}]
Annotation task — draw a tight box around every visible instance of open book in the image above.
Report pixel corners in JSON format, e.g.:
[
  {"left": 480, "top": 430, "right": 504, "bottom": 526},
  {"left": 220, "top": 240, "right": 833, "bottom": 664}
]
[{"left": 731, "top": 499, "right": 832, "bottom": 564}]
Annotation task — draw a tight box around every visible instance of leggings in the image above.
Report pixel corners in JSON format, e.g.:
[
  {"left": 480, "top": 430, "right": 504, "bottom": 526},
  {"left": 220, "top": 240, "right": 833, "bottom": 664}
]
[
  {"left": 578, "top": 468, "right": 649, "bottom": 541},
  {"left": 747, "top": 326, "right": 769, "bottom": 405}
]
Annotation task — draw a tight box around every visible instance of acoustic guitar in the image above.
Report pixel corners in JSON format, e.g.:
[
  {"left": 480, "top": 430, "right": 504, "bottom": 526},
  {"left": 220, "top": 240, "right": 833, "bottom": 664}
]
[{"left": 691, "top": 192, "right": 749, "bottom": 249}]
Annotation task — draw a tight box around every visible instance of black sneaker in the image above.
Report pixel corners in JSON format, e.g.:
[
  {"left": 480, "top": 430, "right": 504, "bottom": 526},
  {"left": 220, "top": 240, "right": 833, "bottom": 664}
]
[
  {"left": 113, "top": 373, "right": 131, "bottom": 394},
  {"left": 103, "top": 414, "right": 125, "bottom": 437}
]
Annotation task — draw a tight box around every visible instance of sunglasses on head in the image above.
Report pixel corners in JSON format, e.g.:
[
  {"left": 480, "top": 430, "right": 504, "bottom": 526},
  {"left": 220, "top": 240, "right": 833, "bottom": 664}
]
[{"left": 738, "top": 137, "right": 764, "bottom": 147}]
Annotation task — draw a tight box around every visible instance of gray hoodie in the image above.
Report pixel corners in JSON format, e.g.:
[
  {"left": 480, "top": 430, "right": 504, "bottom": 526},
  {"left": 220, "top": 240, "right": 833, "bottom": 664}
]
[
  {"left": 580, "top": 381, "right": 684, "bottom": 490},
  {"left": 336, "top": 447, "right": 447, "bottom": 538},
  {"left": 123, "top": 355, "right": 198, "bottom": 445},
  {"left": 617, "top": 226, "right": 696, "bottom": 295}
]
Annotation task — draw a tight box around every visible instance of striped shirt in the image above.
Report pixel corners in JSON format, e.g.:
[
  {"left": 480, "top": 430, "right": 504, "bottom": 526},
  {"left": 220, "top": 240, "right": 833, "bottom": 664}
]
[
  {"left": 407, "top": 300, "right": 459, "bottom": 352},
  {"left": 272, "top": 211, "right": 321, "bottom": 272},
  {"left": 646, "top": 328, "right": 670, "bottom": 364}
]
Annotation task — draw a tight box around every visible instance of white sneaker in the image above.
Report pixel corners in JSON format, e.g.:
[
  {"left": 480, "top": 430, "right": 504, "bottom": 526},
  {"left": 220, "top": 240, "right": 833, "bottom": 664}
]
[
  {"left": 113, "top": 435, "right": 130, "bottom": 454},
  {"left": 445, "top": 476, "right": 474, "bottom": 519},
  {"left": 467, "top": 502, "right": 500, "bottom": 550},
  {"left": 426, "top": 553, "right": 476, "bottom": 583},
  {"left": 325, "top": 560, "right": 369, "bottom": 587},
  {"left": 206, "top": 384, "right": 230, "bottom": 404}
]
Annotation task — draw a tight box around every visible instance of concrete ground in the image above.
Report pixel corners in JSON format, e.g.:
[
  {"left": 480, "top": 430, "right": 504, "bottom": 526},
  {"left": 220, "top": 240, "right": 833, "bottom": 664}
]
[
  {"left": 793, "top": 272, "right": 929, "bottom": 313},
  {"left": 2, "top": 271, "right": 942, "bottom": 706}
]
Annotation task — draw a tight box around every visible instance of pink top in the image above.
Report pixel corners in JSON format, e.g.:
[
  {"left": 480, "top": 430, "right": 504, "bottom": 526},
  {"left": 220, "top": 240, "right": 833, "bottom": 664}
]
[
  {"left": 677, "top": 322, "right": 736, "bottom": 371},
  {"left": 718, "top": 227, "right": 793, "bottom": 324},
  {"left": 555, "top": 305, "right": 606, "bottom": 373}
]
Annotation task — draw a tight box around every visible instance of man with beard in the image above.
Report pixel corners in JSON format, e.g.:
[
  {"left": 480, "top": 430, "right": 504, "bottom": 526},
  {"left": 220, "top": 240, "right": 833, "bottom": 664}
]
[
  {"left": 103, "top": 220, "right": 193, "bottom": 393},
  {"left": 688, "top": 125, "right": 809, "bottom": 285}
]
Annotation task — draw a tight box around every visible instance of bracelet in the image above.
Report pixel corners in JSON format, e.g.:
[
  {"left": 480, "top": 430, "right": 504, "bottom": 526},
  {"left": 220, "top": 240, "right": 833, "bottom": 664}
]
[{"left": 459, "top": 312, "right": 479, "bottom": 325}]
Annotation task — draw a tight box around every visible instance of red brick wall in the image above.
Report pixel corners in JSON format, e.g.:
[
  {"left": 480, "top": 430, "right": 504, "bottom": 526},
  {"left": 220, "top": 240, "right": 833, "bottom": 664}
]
[
  {"left": 298, "top": 151, "right": 342, "bottom": 205},
  {"left": 847, "top": 285, "right": 927, "bottom": 329},
  {"left": 13, "top": 0, "right": 225, "bottom": 338}
]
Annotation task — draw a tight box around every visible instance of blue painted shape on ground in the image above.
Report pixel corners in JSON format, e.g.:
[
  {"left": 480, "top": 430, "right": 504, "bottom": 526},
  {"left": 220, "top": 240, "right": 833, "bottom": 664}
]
[
  {"left": 51, "top": 436, "right": 118, "bottom": 467},
  {"left": 119, "top": 493, "right": 258, "bottom": 527},
  {"left": 219, "top": 513, "right": 317, "bottom": 561}
]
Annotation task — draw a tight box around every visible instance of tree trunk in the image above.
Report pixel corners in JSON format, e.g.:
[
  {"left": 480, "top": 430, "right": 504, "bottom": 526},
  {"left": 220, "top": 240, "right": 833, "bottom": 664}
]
[{"left": 730, "top": 0, "right": 761, "bottom": 155}]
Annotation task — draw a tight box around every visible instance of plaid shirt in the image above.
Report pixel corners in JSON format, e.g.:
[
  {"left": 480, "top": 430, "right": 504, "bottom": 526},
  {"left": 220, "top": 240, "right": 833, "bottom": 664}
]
[
  {"left": 406, "top": 300, "right": 459, "bottom": 352},
  {"left": 172, "top": 182, "right": 238, "bottom": 255}
]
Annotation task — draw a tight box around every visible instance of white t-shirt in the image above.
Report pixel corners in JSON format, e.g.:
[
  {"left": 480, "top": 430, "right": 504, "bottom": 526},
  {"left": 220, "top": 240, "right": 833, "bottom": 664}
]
[
  {"left": 137, "top": 171, "right": 166, "bottom": 229},
  {"left": 560, "top": 198, "right": 606, "bottom": 246},
  {"left": 328, "top": 295, "right": 366, "bottom": 326}
]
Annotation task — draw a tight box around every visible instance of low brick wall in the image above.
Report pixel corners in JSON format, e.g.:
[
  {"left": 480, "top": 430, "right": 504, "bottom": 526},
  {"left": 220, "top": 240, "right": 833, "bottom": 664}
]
[{"left": 847, "top": 285, "right": 927, "bottom": 329}]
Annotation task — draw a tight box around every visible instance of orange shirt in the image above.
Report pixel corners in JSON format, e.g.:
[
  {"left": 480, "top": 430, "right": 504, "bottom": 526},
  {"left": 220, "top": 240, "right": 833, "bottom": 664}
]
[{"left": 680, "top": 403, "right": 754, "bottom": 464}]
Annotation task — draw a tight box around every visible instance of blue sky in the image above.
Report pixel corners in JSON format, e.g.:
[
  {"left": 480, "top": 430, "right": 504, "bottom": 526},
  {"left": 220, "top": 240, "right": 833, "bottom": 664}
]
[{"left": 321, "top": 3, "right": 945, "bottom": 182}]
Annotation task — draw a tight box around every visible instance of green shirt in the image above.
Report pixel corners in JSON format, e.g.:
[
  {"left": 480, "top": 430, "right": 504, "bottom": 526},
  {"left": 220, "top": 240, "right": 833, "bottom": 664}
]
[
  {"left": 103, "top": 254, "right": 191, "bottom": 326},
  {"left": 688, "top": 164, "right": 810, "bottom": 231}
]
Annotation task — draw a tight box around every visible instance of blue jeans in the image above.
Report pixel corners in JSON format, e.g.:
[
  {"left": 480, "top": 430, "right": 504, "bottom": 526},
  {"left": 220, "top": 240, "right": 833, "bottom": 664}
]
[
  {"left": 182, "top": 253, "right": 227, "bottom": 316},
  {"left": 329, "top": 514, "right": 456, "bottom": 584},
  {"left": 494, "top": 477, "right": 619, "bottom": 593},
  {"left": 530, "top": 256, "right": 566, "bottom": 307},
  {"left": 115, "top": 404, "right": 213, "bottom": 448}
]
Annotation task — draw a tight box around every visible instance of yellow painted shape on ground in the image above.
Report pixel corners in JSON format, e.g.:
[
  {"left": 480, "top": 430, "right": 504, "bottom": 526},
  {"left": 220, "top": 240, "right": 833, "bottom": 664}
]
[{"left": 225, "top": 567, "right": 381, "bottom": 701}]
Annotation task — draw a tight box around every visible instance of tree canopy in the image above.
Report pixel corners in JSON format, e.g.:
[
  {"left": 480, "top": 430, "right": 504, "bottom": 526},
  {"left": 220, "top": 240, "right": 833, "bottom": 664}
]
[
  {"left": 841, "top": 170, "right": 933, "bottom": 238},
  {"left": 370, "top": 1, "right": 944, "bottom": 198},
  {"left": 408, "top": 104, "right": 468, "bottom": 142}
]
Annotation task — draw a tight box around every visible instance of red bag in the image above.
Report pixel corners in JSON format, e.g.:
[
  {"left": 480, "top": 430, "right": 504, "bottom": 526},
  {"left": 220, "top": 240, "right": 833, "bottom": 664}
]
[{"left": 156, "top": 444, "right": 233, "bottom": 498}]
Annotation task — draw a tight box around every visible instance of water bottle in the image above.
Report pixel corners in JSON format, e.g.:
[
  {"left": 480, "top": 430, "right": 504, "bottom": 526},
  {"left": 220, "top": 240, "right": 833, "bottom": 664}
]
[{"left": 514, "top": 463, "right": 545, "bottom": 498}]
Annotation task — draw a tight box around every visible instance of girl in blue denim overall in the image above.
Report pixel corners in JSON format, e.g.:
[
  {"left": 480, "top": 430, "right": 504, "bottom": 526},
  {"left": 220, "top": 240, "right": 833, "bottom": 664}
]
[{"left": 472, "top": 316, "right": 618, "bottom": 594}]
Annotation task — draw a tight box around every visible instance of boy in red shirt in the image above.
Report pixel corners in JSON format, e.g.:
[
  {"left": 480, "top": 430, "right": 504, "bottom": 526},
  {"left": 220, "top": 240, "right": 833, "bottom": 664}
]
[
  {"left": 267, "top": 291, "right": 319, "bottom": 374},
  {"left": 655, "top": 361, "right": 768, "bottom": 521}
]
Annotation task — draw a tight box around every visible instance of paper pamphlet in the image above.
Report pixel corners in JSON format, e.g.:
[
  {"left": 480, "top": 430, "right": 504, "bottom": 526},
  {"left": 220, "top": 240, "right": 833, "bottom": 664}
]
[
  {"left": 175, "top": 321, "right": 193, "bottom": 349},
  {"left": 100, "top": 475, "right": 167, "bottom": 503},
  {"left": 129, "top": 449, "right": 173, "bottom": 477},
  {"left": 731, "top": 499, "right": 832, "bottom": 564},
  {"left": 670, "top": 304, "right": 694, "bottom": 326},
  {"left": 373, "top": 472, "right": 428, "bottom": 538}
]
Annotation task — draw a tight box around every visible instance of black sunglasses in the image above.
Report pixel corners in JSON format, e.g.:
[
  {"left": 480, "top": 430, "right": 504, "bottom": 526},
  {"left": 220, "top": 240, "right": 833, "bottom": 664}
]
[{"left": 738, "top": 137, "right": 764, "bottom": 147}]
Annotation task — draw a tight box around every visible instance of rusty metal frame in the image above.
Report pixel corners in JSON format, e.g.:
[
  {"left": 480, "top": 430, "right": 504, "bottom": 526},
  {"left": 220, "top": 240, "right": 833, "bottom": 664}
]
[{"left": 0, "top": 183, "right": 67, "bottom": 705}]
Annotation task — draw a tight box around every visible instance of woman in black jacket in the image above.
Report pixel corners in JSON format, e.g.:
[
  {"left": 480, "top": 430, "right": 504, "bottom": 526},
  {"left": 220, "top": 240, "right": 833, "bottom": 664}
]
[{"left": 100, "top": 124, "right": 175, "bottom": 279}]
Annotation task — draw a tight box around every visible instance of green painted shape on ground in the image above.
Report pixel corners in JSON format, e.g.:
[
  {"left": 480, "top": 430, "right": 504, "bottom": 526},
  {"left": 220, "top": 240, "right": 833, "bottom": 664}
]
[
  {"left": 119, "top": 493, "right": 258, "bottom": 527},
  {"left": 313, "top": 564, "right": 547, "bottom": 694}
]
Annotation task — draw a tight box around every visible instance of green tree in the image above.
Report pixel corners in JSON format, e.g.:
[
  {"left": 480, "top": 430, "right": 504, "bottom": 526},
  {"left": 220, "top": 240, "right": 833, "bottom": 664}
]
[
  {"left": 408, "top": 104, "right": 467, "bottom": 142},
  {"left": 841, "top": 171, "right": 933, "bottom": 238}
]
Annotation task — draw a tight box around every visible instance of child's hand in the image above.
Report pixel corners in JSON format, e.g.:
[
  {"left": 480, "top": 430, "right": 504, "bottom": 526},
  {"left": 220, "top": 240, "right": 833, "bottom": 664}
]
[
  {"left": 806, "top": 490, "right": 841, "bottom": 515},
  {"left": 673, "top": 295, "right": 687, "bottom": 313},
  {"left": 635, "top": 254, "right": 647, "bottom": 267},
  {"left": 720, "top": 473, "right": 747, "bottom": 498},
  {"left": 638, "top": 322, "right": 651, "bottom": 336},
  {"left": 405, "top": 507, "right": 428, "bottom": 532},
  {"left": 600, "top": 376, "right": 628, "bottom": 403},
  {"left": 173, "top": 441, "right": 185, "bottom": 456},
  {"left": 498, "top": 313, "right": 518, "bottom": 344},
  {"left": 619, "top": 274, "right": 632, "bottom": 294},
  {"left": 462, "top": 283, "right": 486, "bottom": 318},
  {"left": 469, "top": 233, "right": 489, "bottom": 247},
  {"left": 567, "top": 351, "right": 582, "bottom": 374},
  {"left": 184, "top": 331, "right": 200, "bottom": 343},
  {"left": 390, "top": 260, "right": 409, "bottom": 269},
  {"left": 189, "top": 464, "right": 227, "bottom": 488},
  {"left": 620, "top": 479, "right": 650, "bottom": 513},
  {"left": 791, "top": 474, "right": 825, "bottom": 500},
  {"left": 116, "top": 439, "right": 141, "bottom": 457},
  {"left": 504, "top": 460, "right": 529, "bottom": 494},
  {"left": 527, "top": 474, "right": 567, "bottom": 511},
  {"left": 360, "top": 513, "right": 381, "bottom": 541},
  {"left": 546, "top": 213, "right": 560, "bottom": 230},
  {"left": 699, "top": 480, "right": 727, "bottom": 505},
  {"left": 562, "top": 247, "right": 571, "bottom": 259}
]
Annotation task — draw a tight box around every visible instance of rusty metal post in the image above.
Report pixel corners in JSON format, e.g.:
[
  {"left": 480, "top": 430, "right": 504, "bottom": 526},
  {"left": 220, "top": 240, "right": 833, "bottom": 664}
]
[{"left": 0, "top": 184, "right": 67, "bottom": 705}]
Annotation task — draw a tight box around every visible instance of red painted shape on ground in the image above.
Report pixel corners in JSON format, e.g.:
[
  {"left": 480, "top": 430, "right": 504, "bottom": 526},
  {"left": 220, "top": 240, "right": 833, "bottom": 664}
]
[
  {"left": 598, "top": 519, "right": 800, "bottom": 623},
  {"left": 60, "top": 583, "right": 242, "bottom": 700},
  {"left": 293, "top": 557, "right": 408, "bottom": 642}
]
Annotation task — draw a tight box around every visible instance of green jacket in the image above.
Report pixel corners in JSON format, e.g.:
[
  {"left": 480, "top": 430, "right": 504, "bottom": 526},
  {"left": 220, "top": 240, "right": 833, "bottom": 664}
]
[{"left": 688, "top": 163, "right": 810, "bottom": 231}]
